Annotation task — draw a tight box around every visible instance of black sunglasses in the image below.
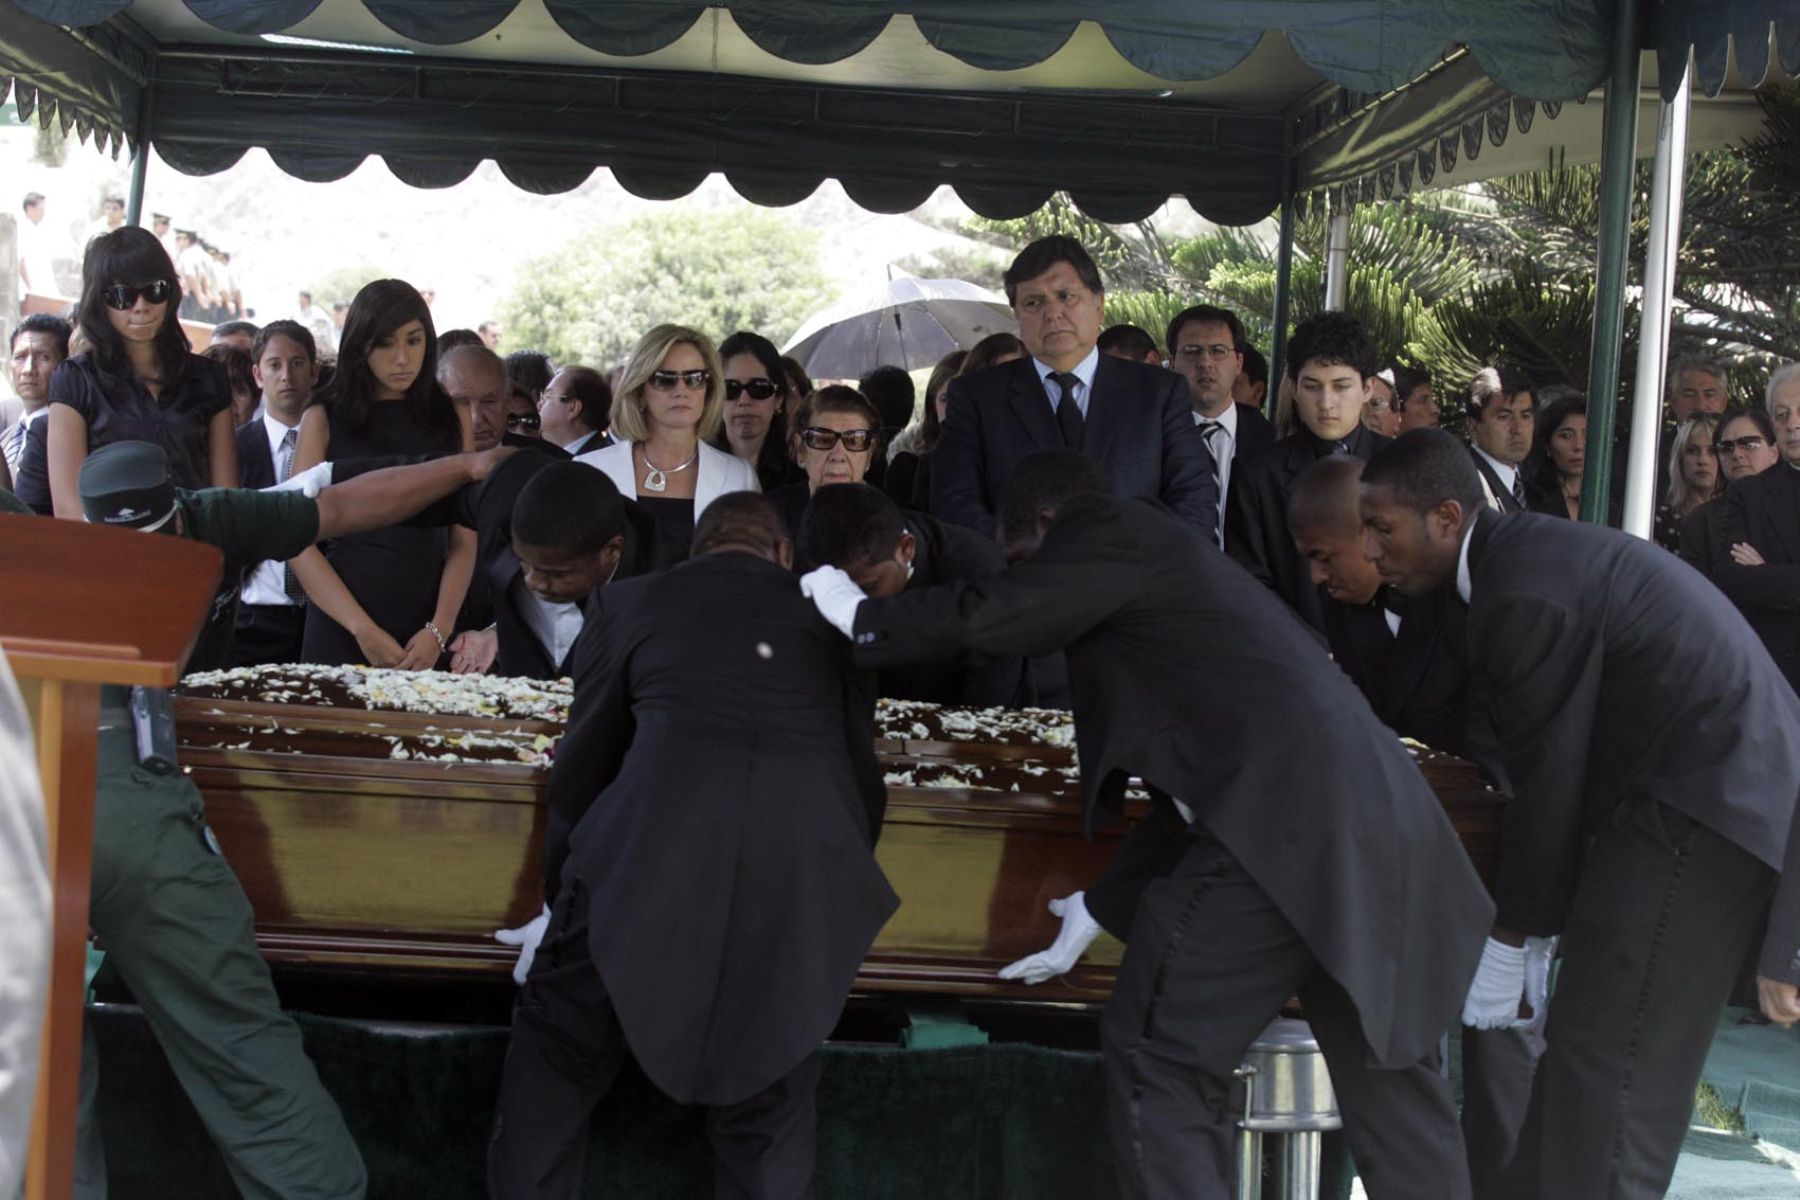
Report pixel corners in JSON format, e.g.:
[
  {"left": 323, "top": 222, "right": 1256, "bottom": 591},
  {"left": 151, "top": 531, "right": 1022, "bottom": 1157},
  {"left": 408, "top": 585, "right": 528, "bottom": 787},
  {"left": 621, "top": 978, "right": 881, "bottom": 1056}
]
[
  {"left": 102, "top": 280, "right": 173, "bottom": 310},
  {"left": 1717, "top": 435, "right": 1769, "bottom": 455},
  {"left": 726, "top": 378, "right": 781, "bottom": 402},
  {"left": 800, "top": 426, "right": 875, "bottom": 453},
  {"left": 647, "top": 369, "right": 710, "bottom": 392},
  {"left": 505, "top": 411, "right": 542, "bottom": 431}
]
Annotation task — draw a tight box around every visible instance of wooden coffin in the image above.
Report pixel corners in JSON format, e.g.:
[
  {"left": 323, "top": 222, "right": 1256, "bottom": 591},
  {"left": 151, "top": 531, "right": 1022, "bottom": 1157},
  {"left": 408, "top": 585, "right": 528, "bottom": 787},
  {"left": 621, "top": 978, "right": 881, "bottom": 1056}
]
[{"left": 174, "top": 680, "right": 1503, "bottom": 1006}]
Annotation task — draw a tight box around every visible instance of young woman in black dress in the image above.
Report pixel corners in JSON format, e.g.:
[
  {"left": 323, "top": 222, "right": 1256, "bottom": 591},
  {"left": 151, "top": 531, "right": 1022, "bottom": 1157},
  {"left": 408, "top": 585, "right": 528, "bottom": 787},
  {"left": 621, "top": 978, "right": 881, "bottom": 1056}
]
[
  {"left": 290, "top": 280, "right": 475, "bottom": 668},
  {"left": 40, "top": 226, "right": 237, "bottom": 518}
]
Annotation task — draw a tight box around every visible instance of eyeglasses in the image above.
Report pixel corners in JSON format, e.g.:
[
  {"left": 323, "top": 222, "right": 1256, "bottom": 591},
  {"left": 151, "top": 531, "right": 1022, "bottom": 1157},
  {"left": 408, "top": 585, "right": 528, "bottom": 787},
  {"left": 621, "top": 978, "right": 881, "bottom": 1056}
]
[
  {"left": 505, "top": 412, "right": 542, "bottom": 431},
  {"left": 800, "top": 426, "right": 875, "bottom": 453},
  {"left": 647, "top": 369, "right": 710, "bottom": 392},
  {"left": 1717, "top": 435, "right": 1769, "bottom": 455},
  {"left": 1176, "top": 343, "right": 1237, "bottom": 363},
  {"left": 102, "top": 280, "right": 173, "bottom": 310},
  {"left": 725, "top": 378, "right": 781, "bottom": 401}
]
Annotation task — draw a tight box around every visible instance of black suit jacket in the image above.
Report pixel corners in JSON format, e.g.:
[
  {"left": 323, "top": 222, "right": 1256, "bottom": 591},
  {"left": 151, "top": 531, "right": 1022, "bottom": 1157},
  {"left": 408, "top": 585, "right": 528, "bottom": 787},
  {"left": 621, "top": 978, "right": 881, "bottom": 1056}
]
[
  {"left": 852, "top": 494, "right": 1493, "bottom": 1067},
  {"left": 564, "top": 429, "right": 612, "bottom": 457},
  {"left": 1321, "top": 585, "right": 1478, "bottom": 762},
  {"left": 546, "top": 551, "right": 898, "bottom": 1105},
  {"left": 1464, "top": 511, "right": 1800, "bottom": 982},
  {"left": 1231, "top": 402, "right": 1277, "bottom": 458},
  {"left": 932, "top": 354, "right": 1217, "bottom": 541},
  {"left": 235, "top": 418, "right": 277, "bottom": 488},
  {"left": 1224, "top": 425, "right": 1389, "bottom": 632},
  {"left": 1715, "top": 465, "right": 1800, "bottom": 697},
  {"left": 876, "top": 512, "right": 1025, "bottom": 706},
  {"left": 1467, "top": 445, "right": 1538, "bottom": 514},
  {"left": 1678, "top": 495, "right": 1730, "bottom": 578}
]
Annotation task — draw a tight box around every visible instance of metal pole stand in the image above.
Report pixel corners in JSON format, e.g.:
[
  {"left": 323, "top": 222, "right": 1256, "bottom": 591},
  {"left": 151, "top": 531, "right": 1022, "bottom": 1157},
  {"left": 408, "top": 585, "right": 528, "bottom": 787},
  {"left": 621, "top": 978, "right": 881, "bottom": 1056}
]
[{"left": 1234, "top": 1018, "right": 1342, "bottom": 1200}]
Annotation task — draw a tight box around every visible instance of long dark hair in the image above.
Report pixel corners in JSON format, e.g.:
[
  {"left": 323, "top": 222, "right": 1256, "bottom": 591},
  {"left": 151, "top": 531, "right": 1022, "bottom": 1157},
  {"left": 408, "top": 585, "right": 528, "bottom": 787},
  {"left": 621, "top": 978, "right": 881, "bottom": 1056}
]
[
  {"left": 76, "top": 227, "right": 190, "bottom": 384},
  {"left": 1522, "top": 391, "right": 1586, "bottom": 496},
  {"left": 316, "top": 279, "right": 459, "bottom": 445},
  {"left": 713, "top": 330, "right": 796, "bottom": 483},
  {"left": 918, "top": 349, "right": 967, "bottom": 454}
]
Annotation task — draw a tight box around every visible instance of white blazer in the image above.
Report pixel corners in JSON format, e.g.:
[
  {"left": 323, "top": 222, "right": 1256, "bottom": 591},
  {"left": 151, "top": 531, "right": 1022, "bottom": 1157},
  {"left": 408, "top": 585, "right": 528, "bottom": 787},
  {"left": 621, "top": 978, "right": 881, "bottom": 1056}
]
[{"left": 574, "top": 438, "right": 760, "bottom": 516}]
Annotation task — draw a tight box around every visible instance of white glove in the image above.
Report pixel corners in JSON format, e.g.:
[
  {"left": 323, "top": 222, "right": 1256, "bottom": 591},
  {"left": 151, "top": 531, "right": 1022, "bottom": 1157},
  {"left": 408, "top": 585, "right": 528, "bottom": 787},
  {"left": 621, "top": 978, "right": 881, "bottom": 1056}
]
[
  {"left": 998, "top": 892, "right": 1103, "bottom": 985},
  {"left": 1462, "top": 936, "right": 1527, "bottom": 1029},
  {"left": 494, "top": 903, "right": 550, "bottom": 986},
  {"left": 799, "top": 565, "right": 866, "bottom": 638},
  {"left": 1519, "top": 936, "right": 1556, "bottom": 1028},
  {"left": 264, "top": 461, "right": 333, "bottom": 498}
]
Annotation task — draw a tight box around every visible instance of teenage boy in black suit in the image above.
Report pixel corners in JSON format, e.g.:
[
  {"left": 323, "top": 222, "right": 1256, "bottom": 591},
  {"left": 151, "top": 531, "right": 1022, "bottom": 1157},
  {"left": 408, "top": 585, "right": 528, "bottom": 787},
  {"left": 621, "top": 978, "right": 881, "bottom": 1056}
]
[
  {"left": 232, "top": 320, "right": 317, "bottom": 665},
  {"left": 1226, "top": 311, "right": 1390, "bottom": 633},
  {"left": 805, "top": 450, "right": 1492, "bottom": 1200},
  {"left": 1361, "top": 428, "right": 1800, "bottom": 1199}
]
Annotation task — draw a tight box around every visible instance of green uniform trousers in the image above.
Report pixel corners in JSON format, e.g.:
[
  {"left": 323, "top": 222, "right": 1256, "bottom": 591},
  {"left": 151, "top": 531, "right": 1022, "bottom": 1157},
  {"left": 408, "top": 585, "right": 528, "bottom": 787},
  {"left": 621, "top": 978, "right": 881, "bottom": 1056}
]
[{"left": 77, "top": 716, "right": 365, "bottom": 1200}]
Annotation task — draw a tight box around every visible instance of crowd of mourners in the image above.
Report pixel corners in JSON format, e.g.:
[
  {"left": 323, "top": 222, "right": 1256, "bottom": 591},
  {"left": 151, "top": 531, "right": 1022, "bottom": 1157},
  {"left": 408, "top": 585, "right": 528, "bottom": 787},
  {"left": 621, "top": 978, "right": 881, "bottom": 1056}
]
[{"left": 7, "top": 221, "right": 1800, "bottom": 1200}]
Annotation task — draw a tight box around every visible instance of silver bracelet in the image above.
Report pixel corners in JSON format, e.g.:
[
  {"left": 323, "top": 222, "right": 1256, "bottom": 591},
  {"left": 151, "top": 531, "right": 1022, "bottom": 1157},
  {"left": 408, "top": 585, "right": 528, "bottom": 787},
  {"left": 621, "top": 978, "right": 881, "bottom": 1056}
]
[{"left": 424, "top": 621, "right": 448, "bottom": 654}]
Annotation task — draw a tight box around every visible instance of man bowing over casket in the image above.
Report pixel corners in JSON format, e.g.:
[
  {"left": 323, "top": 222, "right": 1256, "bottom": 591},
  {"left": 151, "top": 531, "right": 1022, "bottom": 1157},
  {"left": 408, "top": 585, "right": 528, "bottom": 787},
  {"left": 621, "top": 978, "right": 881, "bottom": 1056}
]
[
  {"left": 488, "top": 492, "right": 897, "bottom": 1200},
  {"left": 803, "top": 450, "right": 1494, "bottom": 1200}
]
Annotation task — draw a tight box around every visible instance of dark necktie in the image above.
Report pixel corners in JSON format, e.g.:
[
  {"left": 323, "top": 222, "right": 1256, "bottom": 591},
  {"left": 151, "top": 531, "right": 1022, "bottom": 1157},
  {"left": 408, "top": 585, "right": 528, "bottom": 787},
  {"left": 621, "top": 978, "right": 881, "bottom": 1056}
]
[
  {"left": 279, "top": 428, "right": 306, "bottom": 602},
  {"left": 1051, "top": 371, "right": 1084, "bottom": 451},
  {"left": 1509, "top": 472, "right": 1527, "bottom": 510},
  {"left": 1197, "top": 419, "right": 1224, "bottom": 450}
]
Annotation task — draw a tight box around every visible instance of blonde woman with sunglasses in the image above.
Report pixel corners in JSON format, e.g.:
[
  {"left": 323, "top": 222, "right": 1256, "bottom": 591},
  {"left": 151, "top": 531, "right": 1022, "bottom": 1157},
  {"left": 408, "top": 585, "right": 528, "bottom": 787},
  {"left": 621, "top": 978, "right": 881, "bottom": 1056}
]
[
  {"left": 576, "top": 325, "right": 758, "bottom": 568},
  {"left": 42, "top": 226, "right": 237, "bottom": 518}
]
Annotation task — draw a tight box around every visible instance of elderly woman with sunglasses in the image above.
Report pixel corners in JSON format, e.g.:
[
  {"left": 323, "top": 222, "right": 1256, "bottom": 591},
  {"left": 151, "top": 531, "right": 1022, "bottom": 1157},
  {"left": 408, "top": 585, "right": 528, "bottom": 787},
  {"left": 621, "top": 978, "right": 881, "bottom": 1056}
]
[
  {"left": 765, "top": 385, "right": 884, "bottom": 563},
  {"left": 577, "top": 324, "right": 758, "bottom": 568},
  {"left": 38, "top": 227, "right": 237, "bottom": 518}
]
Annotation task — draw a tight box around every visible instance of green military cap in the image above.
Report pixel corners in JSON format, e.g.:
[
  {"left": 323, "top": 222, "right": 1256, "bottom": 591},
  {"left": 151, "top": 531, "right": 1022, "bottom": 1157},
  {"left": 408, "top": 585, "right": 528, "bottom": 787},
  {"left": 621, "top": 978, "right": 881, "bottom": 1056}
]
[{"left": 78, "top": 441, "right": 179, "bottom": 532}]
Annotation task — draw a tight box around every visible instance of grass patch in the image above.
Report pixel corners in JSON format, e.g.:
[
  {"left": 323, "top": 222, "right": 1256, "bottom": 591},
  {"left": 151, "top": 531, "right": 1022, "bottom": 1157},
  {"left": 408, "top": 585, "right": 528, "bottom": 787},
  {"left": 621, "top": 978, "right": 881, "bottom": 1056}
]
[{"left": 1695, "top": 1081, "right": 1748, "bottom": 1134}]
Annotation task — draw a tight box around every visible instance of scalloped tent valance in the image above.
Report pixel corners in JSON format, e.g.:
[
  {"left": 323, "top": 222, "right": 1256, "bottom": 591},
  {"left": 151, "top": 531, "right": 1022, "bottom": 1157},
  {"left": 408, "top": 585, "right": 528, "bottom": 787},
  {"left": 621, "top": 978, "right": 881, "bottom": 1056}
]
[
  {"left": 14, "top": 0, "right": 1611, "bottom": 101},
  {"left": 1653, "top": 0, "right": 1800, "bottom": 102}
]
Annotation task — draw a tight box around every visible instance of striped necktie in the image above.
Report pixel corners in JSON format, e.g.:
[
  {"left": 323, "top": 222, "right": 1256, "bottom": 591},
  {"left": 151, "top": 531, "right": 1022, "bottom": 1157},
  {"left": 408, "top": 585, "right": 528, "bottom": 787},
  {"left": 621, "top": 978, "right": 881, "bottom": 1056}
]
[{"left": 279, "top": 428, "right": 305, "bottom": 602}]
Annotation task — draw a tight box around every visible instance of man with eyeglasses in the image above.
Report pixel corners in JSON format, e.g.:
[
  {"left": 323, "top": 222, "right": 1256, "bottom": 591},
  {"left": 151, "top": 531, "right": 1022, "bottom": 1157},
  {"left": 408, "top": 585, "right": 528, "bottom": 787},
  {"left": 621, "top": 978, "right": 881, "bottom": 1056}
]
[
  {"left": 931, "top": 235, "right": 1216, "bottom": 542},
  {"left": 1165, "top": 304, "right": 1275, "bottom": 544},
  {"left": 1716, "top": 364, "right": 1800, "bottom": 697},
  {"left": 538, "top": 365, "right": 613, "bottom": 456}
]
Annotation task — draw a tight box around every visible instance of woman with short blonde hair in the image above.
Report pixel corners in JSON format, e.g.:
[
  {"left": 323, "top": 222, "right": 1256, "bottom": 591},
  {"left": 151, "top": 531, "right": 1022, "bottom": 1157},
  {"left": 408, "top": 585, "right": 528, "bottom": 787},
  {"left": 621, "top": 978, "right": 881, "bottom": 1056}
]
[{"left": 578, "top": 324, "right": 756, "bottom": 568}]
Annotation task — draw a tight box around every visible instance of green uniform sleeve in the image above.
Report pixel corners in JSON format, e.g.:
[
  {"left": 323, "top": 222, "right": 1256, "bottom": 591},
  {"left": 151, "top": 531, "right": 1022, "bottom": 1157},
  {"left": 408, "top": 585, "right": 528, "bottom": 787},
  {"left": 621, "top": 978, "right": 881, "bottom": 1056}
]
[{"left": 181, "top": 488, "right": 321, "bottom": 573}]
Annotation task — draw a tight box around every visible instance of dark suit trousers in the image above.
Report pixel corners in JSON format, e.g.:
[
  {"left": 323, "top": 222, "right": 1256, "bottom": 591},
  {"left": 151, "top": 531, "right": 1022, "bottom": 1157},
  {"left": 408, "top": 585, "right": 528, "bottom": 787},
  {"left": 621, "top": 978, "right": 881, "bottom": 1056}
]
[
  {"left": 1461, "top": 1024, "right": 1543, "bottom": 1200},
  {"left": 1100, "top": 835, "right": 1469, "bottom": 1200},
  {"left": 232, "top": 604, "right": 307, "bottom": 668},
  {"left": 1497, "top": 803, "right": 1774, "bottom": 1200},
  {"left": 488, "top": 879, "right": 822, "bottom": 1200}
]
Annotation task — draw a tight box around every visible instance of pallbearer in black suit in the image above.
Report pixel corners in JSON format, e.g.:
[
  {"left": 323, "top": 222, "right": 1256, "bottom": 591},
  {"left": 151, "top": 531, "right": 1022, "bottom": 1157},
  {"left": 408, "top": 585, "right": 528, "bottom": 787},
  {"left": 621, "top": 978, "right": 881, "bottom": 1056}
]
[
  {"left": 232, "top": 320, "right": 318, "bottom": 665},
  {"left": 488, "top": 493, "right": 897, "bottom": 1200},
  {"left": 1361, "top": 429, "right": 1800, "bottom": 1199},
  {"left": 798, "top": 483, "right": 1025, "bottom": 707},
  {"left": 1226, "top": 312, "right": 1390, "bottom": 632},
  {"left": 1164, "top": 304, "right": 1276, "bottom": 546},
  {"left": 804, "top": 451, "right": 1492, "bottom": 1200},
  {"left": 930, "top": 236, "right": 1217, "bottom": 541}
]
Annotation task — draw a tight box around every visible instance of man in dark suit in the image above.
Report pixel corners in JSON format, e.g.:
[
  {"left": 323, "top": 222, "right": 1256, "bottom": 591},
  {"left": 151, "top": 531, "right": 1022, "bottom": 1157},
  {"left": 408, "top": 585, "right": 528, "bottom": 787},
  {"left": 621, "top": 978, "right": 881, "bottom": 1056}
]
[
  {"left": 798, "top": 482, "right": 1025, "bottom": 706},
  {"left": 1361, "top": 428, "right": 1800, "bottom": 1199},
  {"left": 1165, "top": 303, "right": 1275, "bottom": 546},
  {"left": 1714, "top": 367, "right": 1800, "bottom": 696},
  {"left": 1464, "top": 367, "right": 1542, "bottom": 514},
  {"left": 232, "top": 320, "right": 317, "bottom": 665},
  {"left": 805, "top": 450, "right": 1492, "bottom": 1200},
  {"left": 488, "top": 493, "right": 897, "bottom": 1200},
  {"left": 931, "top": 235, "right": 1216, "bottom": 542},
  {"left": 1226, "top": 311, "right": 1390, "bottom": 632},
  {"left": 539, "top": 364, "right": 613, "bottom": 456}
]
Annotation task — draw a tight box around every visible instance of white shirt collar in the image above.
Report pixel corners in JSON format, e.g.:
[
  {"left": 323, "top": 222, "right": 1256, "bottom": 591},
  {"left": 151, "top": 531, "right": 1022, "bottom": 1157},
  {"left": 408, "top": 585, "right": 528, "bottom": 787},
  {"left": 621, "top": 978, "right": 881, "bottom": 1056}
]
[
  {"left": 261, "top": 406, "right": 300, "bottom": 456},
  {"left": 1456, "top": 517, "right": 1478, "bottom": 604},
  {"left": 1193, "top": 402, "right": 1238, "bottom": 438},
  {"left": 1033, "top": 346, "right": 1100, "bottom": 395},
  {"left": 1471, "top": 444, "right": 1518, "bottom": 492}
]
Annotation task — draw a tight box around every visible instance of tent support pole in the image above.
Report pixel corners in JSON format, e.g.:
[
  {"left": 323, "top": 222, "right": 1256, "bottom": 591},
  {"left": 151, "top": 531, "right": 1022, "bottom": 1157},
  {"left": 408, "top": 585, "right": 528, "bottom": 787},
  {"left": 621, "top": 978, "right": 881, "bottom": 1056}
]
[
  {"left": 1621, "top": 53, "right": 1691, "bottom": 540},
  {"left": 1323, "top": 209, "right": 1350, "bottom": 312},
  {"left": 1580, "top": 7, "right": 1642, "bottom": 525},
  {"left": 1268, "top": 173, "right": 1298, "bottom": 420},
  {"left": 124, "top": 85, "right": 153, "bottom": 226}
]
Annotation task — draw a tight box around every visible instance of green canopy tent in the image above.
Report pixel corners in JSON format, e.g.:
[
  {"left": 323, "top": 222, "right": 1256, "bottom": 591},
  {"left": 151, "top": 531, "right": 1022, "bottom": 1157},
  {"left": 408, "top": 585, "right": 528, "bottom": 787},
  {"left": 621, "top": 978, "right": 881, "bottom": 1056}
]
[{"left": 0, "top": 0, "right": 1788, "bottom": 518}]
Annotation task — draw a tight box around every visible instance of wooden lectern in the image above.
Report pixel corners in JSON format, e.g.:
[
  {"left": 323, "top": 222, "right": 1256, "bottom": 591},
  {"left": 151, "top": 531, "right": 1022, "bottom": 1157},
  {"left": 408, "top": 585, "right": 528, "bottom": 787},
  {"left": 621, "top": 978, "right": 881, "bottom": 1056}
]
[{"left": 0, "top": 517, "right": 220, "bottom": 1200}]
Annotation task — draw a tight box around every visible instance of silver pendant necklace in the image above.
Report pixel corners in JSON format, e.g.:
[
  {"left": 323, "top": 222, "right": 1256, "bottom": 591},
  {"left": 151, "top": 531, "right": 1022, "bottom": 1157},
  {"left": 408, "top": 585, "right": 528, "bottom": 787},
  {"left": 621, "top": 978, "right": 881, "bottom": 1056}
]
[{"left": 640, "top": 443, "right": 698, "bottom": 493}]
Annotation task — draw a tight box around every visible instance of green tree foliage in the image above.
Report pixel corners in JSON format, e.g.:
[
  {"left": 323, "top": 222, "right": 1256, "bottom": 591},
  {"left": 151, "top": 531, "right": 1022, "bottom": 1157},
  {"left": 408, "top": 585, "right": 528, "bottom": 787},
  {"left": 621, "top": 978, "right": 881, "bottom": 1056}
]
[
  {"left": 502, "top": 209, "right": 830, "bottom": 367},
  {"left": 306, "top": 264, "right": 390, "bottom": 309}
]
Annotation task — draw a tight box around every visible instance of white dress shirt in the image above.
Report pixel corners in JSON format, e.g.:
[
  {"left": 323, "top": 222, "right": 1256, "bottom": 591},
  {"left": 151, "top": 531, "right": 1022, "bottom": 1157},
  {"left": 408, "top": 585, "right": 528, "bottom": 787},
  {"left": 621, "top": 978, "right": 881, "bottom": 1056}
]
[
  {"left": 1472, "top": 445, "right": 1523, "bottom": 508},
  {"left": 241, "top": 412, "right": 305, "bottom": 607},
  {"left": 513, "top": 576, "right": 585, "bottom": 670},
  {"left": 1456, "top": 518, "right": 1477, "bottom": 604},
  {"left": 1032, "top": 347, "right": 1099, "bottom": 419},
  {"left": 1193, "top": 402, "right": 1239, "bottom": 536}
]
